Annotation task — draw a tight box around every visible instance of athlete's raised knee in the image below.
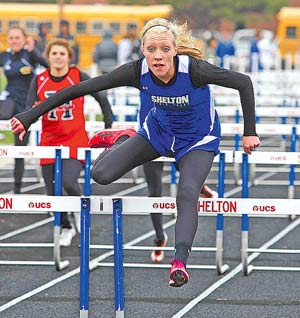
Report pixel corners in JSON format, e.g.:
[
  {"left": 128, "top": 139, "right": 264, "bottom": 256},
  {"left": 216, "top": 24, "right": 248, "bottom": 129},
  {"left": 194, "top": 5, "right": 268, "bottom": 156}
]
[{"left": 91, "top": 164, "right": 113, "bottom": 185}]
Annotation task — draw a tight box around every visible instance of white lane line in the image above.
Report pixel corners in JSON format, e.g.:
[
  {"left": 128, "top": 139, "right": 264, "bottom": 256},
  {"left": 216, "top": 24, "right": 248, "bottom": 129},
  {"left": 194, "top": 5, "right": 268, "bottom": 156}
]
[
  {"left": 0, "top": 217, "right": 53, "bottom": 241},
  {"left": 3, "top": 181, "right": 45, "bottom": 195},
  {"left": 0, "top": 219, "right": 176, "bottom": 313},
  {"left": 172, "top": 215, "right": 300, "bottom": 318},
  {"left": 0, "top": 252, "right": 109, "bottom": 313},
  {"left": 0, "top": 173, "right": 172, "bottom": 312},
  {"left": 0, "top": 168, "right": 282, "bottom": 314}
]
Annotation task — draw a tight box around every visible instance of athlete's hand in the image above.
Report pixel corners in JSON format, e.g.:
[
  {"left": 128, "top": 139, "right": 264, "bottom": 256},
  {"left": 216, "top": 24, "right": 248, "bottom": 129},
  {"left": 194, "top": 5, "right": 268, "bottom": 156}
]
[
  {"left": 10, "top": 117, "right": 26, "bottom": 141},
  {"left": 242, "top": 136, "right": 260, "bottom": 155}
]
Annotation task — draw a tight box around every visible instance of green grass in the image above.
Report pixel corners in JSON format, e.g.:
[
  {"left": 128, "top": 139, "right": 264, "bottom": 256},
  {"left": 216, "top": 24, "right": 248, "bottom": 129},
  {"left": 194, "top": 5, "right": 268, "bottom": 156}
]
[
  {"left": 0, "top": 131, "right": 14, "bottom": 144},
  {"left": 0, "top": 70, "right": 7, "bottom": 91},
  {"left": 0, "top": 70, "right": 11, "bottom": 144},
  {"left": 0, "top": 71, "right": 12, "bottom": 144}
]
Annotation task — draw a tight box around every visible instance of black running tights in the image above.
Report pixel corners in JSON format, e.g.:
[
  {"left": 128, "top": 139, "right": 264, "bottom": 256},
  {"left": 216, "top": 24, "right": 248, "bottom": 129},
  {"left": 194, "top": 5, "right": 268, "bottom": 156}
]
[
  {"left": 91, "top": 133, "right": 215, "bottom": 249},
  {"left": 13, "top": 132, "right": 30, "bottom": 192},
  {"left": 143, "top": 161, "right": 165, "bottom": 240},
  {"left": 42, "top": 159, "right": 83, "bottom": 228}
]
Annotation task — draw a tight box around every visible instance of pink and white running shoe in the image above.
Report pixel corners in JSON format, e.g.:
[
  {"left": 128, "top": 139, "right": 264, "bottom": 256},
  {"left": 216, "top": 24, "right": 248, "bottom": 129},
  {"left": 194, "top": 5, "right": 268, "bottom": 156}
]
[
  {"left": 88, "top": 128, "right": 136, "bottom": 148},
  {"left": 169, "top": 259, "right": 189, "bottom": 287}
]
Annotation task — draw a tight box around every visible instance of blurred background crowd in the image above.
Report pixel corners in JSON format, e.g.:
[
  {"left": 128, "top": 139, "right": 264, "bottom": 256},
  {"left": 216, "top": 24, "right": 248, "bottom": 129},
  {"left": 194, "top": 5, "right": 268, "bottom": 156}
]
[{"left": 0, "top": 0, "right": 299, "bottom": 77}]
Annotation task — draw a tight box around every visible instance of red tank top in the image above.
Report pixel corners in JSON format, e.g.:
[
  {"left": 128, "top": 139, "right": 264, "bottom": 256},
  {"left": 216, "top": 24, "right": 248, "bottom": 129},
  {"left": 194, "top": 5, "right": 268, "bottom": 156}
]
[{"left": 37, "top": 67, "right": 88, "bottom": 165}]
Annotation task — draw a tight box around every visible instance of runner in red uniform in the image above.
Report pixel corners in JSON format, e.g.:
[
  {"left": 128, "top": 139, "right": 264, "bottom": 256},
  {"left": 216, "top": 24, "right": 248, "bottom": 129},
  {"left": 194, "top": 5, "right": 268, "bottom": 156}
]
[{"left": 26, "top": 38, "right": 113, "bottom": 246}]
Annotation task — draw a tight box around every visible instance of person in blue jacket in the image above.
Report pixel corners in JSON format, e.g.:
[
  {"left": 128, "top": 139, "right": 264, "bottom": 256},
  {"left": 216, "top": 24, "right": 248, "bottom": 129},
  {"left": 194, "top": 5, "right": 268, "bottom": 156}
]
[
  {"left": 217, "top": 42, "right": 235, "bottom": 67},
  {"left": 249, "top": 30, "right": 263, "bottom": 72},
  {"left": 0, "top": 26, "right": 48, "bottom": 194}
]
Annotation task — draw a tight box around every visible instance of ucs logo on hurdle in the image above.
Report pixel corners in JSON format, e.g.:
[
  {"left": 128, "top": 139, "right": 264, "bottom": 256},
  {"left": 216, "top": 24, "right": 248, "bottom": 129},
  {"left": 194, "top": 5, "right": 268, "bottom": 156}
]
[
  {"left": 151, "top": 199, "right": 277, "bottom": 214},
  {"left": 152, "top": 202, "right": 176, "bottom": 209},
  {"left": 28, "top": 202, "right": 52, "bottom": 209},
  {"left": 0, "top": 197, "right": 52, "bottom": 210},
  {"left": 252, "top": 205, "right": 276, "bottom": 212}
]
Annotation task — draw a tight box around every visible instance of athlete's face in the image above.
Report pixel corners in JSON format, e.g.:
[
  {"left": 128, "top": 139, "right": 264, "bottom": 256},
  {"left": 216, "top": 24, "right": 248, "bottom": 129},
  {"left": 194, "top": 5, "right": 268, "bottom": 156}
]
[
  {"left": 7, "top": 29, "right": 26, "bottom": 53},
  {"left": 142, "top": 31, "right": 177, "bottom": 83},
  {"left": 48, "top": 45, "right": 70, "bottom": 71}
]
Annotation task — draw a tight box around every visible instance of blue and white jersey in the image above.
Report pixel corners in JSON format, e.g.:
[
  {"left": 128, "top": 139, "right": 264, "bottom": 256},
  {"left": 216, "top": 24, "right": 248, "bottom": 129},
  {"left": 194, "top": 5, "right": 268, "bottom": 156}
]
[{"left": 138, "top": 55, "right": 220, "bottom": 161}]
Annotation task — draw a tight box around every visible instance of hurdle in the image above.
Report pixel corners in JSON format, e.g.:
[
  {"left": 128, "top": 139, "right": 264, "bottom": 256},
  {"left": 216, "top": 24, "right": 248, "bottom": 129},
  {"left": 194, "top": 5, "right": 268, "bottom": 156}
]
[
  {"left": 87, "top": 119, "right": 300, "bottom": 186},
  {"left": 79, "top": 191, "right": 231, "bottom": 318},
  {"left": 76, "top": 149, "right": 233, "bottom": 318},
  {"left": 0, "top": 193, "right": 94, "bottom": 317},
  {"left": 90, "top": 194, "right": 300, "bottom": 318},
  {"left": 0, "top": 146, "right": 71, "bottom": 271},
  {"left": 78, "top": 147, "right": 232, "bottom": 270},
  {"left": 236, "top": 151, "right": 300, "bottom": 275},
  {"left": 222, "top": 123, "right": 299, "bottom": 185}
]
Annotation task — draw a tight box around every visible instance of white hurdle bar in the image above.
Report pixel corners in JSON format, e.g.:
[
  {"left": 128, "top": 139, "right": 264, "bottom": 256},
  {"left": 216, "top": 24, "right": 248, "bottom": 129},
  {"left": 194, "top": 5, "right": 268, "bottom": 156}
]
[{"left": 0, "top": 146, "right": 71, "bottom": 271}]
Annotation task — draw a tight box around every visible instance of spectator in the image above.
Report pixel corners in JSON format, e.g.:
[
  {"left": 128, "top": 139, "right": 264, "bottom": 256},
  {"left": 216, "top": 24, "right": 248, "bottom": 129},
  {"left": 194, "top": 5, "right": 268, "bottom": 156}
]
[
  {"left": 57, "top": 19, "right": 79, "bottom": 66},
  {"left": 117, "top": 24, "right": 142, "bottom": 65},
  {"left": 250, "top": 30, "right": 278, "bottom": 72},
  {"left": 25, "top": 38, "right": 113, "bottom": 246},
  {"left": 0, "top": 25, "right": 48, "bottom": 194},
  {"left": 35, "top": 22, "right": 51, "bottom": 54},
  {"left": 257, "top": 31, "right": 277, "bottom": 71},
  {"left": 250, "top": 30, "right": 263, "bottom": 72},
  {"left": 206, "top": 37, "right": 218, "bottom": 63},
  {"left": 93, "top": 29, "right": 118, "bottom": 74},
  {"left": 215, "top": 32, "right": 235, "bottom": 68}
]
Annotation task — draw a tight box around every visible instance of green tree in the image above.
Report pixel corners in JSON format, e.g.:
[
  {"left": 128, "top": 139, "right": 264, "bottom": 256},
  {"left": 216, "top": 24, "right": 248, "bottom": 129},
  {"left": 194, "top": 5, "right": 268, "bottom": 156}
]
[{"left": 109, "top": 0, "right": 288, "bottom": 29}]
